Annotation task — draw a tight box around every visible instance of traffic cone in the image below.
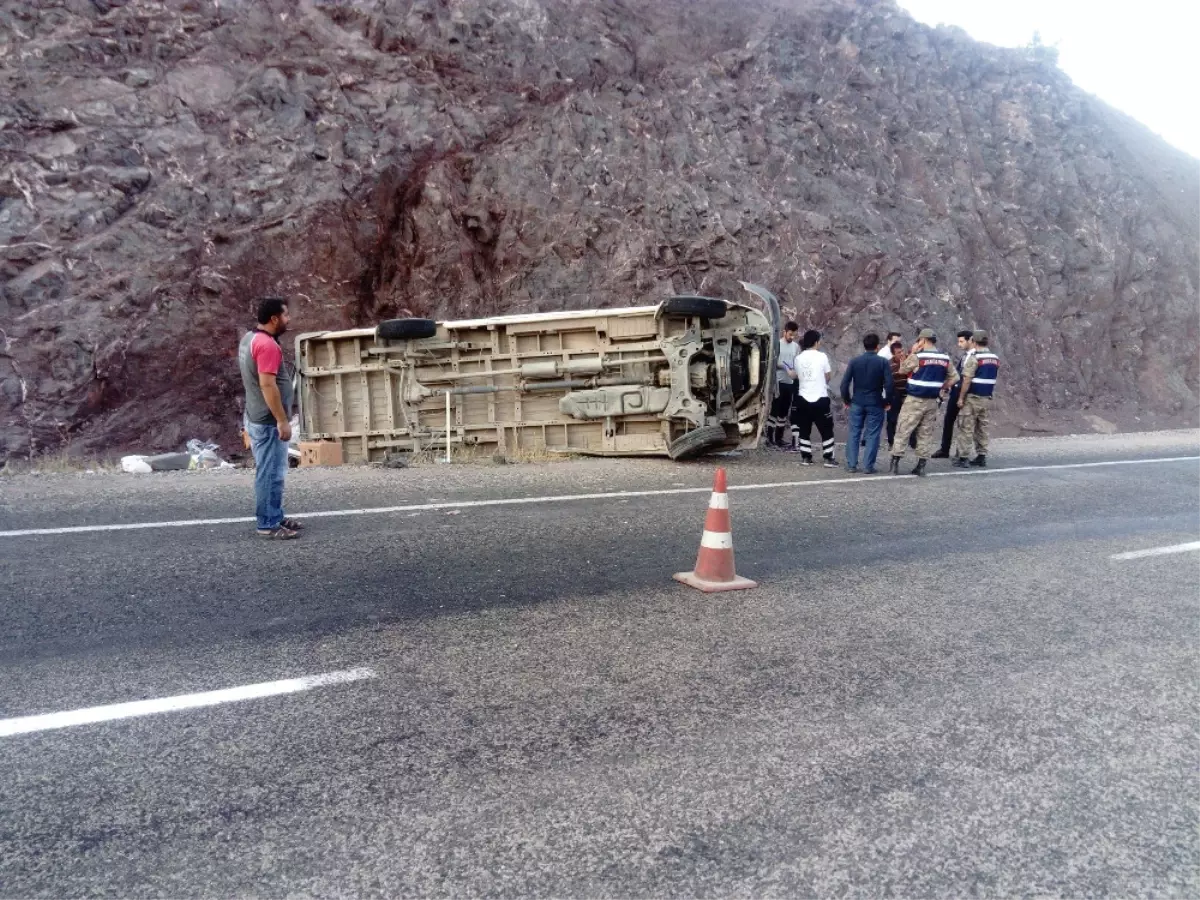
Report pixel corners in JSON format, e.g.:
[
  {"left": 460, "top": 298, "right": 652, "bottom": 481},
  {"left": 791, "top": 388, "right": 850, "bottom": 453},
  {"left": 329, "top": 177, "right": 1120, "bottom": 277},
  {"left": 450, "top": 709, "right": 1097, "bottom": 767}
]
[{"left": 674, "top": 467, "right": 757, "bottom": 593}]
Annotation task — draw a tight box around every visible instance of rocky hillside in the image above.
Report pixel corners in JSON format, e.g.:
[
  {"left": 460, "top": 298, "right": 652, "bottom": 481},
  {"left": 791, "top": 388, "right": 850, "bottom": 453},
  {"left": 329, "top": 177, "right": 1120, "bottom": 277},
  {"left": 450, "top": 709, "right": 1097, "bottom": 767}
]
[{"left": 2, "top": 0, "right": 1197, "bottom": 461}]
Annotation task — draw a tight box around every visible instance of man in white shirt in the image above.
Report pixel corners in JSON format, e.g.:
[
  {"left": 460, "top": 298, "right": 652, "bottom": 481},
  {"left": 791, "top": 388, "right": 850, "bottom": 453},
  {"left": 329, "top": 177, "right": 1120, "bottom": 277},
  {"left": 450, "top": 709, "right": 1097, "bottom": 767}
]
[
  {"left": 789, "top": 329, "right": 837, "bottom": 466},
  {"left": 878, "top": 331, "right": 900, "bottom": 361}
]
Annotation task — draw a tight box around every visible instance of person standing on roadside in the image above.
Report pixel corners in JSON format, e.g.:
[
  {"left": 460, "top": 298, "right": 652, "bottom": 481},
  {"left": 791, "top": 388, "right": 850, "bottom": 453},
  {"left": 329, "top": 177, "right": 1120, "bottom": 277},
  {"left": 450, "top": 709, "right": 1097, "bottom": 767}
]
[
  {"left": 767, "top": 321, "right": 800, "bottom": 448},
  {"left": 879, "top": 331, "right": 901, "bottom": 362},
  {"left": 888, "top": 328, "right": 958, "bottom": 477},
  {"left": 953, "top": 330, "right": 1000, "bottom": 469},
  {"left": 841, "top": 333, "right": 893, "bottom": 474},
  {"left": 790, "top": 329, "right": 837, "bottom": 466},
  {"left": 238, "top": 296, "right": 302, "bottom": 539},
  {"left": 934, "top": 330, "right": 975, "bottom": 458},
  {"left": 860, "top": 330, "right": 902, "bottom": 450},
  {"left": 886, "top": 337, "right": 912, "bottom": 451}
]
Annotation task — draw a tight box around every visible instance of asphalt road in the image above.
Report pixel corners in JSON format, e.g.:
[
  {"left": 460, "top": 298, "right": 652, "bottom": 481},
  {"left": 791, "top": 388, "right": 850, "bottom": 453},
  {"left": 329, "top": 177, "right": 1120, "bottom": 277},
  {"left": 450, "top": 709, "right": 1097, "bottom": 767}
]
[{"left": 1, "top": 433, "right": 1198, "bottom": 898}]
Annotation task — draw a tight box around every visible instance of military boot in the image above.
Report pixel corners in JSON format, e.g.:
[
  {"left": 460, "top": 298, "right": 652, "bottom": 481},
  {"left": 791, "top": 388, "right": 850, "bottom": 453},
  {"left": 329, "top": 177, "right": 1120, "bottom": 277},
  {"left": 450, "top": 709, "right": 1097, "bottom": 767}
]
[
  {"left": 911, "top": 458, "right": 928, "bottom": 477},
  {"left": 970, "top": 455, "right": 987, "bottom": 468},
  {"left": 953, "top": 456, "right": 971, "bottom": 469},
  {"left": 888, "top": 456, "right": 901, "bottom": 475}
]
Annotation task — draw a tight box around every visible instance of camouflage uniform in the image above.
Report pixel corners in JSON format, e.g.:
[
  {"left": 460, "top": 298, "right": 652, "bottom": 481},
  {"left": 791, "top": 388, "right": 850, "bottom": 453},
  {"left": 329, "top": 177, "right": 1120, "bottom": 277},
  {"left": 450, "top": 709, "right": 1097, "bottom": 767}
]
[
  {"left": 892, "top": 352, "right": 958, "bottom": 460},
  {"left": 892, "top": 396, "right": 942, "bottom": 459},
  {"left": 954, "top": 350, "right": 993, "bottom": 459}
]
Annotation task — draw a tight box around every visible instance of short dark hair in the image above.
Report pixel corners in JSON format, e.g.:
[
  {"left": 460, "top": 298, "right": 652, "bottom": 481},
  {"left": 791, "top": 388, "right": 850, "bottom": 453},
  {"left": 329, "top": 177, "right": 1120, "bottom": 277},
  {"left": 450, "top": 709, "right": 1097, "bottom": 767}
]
[
  {"left": 784, "top": 321, "right": 800, "bottom": 332},
  {"left": 257, "top": 296, "right": 288, "bottom": 325},
  {"left": 801, "top": 329, "right": 821, "bottom": 349},
  {"left": 957, "top": 329, "right": 973, "bottom": 340},
  {"left": 885, "top": 331, "right": 901, "bottom": 342},
  {"left": 863, "top": 333, "right": 880, "bottom": 351}
]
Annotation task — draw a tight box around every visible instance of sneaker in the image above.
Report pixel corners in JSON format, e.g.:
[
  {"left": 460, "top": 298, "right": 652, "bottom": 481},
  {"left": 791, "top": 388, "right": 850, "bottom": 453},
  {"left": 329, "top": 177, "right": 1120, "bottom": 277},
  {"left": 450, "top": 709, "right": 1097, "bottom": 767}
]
[
  {"left": 845, "top": 466, "right": 859, "bottom": 474},
  {"left": 823, "top": 459, "right": 838, "bottom": 468},
  {"left": 862, "top": 468, "right": 877, "bottom": 475},
  {"left": 280, "top": 517, "right": 305, "bottom": 530},
  {"left": 800, "top": 458, "right": 814, "bottom": 466},
  {"left": 257, "top": 525, "right": 299, "bottom": 540}
]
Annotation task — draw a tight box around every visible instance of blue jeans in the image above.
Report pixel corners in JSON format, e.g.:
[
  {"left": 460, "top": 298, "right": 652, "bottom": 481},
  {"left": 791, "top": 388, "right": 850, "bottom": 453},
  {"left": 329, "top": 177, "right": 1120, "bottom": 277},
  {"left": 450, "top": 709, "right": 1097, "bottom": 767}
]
[
  {"left": 248, "top": 422, "right": 289, "bottom": 530},
  {"left": 846, "top": 404, "right": 885, "bottom": 471}
]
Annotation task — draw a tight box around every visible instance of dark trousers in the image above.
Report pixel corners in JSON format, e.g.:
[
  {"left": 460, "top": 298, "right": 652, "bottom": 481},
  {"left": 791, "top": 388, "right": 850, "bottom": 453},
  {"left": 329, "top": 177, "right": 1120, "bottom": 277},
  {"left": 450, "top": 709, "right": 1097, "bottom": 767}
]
[
  {"left": 887, "top": 392, "right": 916, "bottom": 449},
  {"left": 940, "top": 387, "right": 960, "bottom": 454},
  {"left": 791, "top": 396, "right": 835, "bottom": 460},
  {"left": 768, "top": 381, "right": 796, "bottom": 444}
]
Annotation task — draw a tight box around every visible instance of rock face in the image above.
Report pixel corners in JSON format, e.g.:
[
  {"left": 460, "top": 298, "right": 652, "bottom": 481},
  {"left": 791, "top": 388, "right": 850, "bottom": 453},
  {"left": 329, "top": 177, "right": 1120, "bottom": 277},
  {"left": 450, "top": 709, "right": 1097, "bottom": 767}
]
[{"left": 2, "top": 0, "right": 1197, "bottom": 461}]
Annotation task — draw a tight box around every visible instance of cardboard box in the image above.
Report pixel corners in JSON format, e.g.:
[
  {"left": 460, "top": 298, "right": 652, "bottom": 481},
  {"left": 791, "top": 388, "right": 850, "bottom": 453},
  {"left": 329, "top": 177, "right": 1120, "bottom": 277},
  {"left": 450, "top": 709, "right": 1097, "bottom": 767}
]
[{"left": 299, "top": 441, "right": 343, "bottom": 467}]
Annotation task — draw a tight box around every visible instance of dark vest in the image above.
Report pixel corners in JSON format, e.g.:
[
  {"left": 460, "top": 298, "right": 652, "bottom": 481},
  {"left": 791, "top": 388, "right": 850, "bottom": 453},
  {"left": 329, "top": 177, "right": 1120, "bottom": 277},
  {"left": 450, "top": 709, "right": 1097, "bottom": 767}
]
[
  {"left": 238, "top": 330, "right": 294, "bottom": 425},
  {"left": 969, "top": 351, "right": 1000, "bottom": 397},
  {"left": 906, "top": 350, "right": 951, "bottom": 399}
]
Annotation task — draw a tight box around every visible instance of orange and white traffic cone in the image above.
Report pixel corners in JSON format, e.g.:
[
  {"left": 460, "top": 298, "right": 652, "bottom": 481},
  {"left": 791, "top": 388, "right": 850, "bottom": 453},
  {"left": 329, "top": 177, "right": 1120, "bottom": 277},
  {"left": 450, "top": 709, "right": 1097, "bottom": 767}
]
[{"left": 674, "top": 467, "right": 757, "bottom": 593}]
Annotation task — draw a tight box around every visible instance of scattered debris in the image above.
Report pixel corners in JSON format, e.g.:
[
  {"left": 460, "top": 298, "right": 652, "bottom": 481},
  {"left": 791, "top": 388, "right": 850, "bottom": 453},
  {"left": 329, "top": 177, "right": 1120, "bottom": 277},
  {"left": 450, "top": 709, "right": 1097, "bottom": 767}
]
[
  {"left": 298, "top": 440, "right": 343, "bottom": 468},
  {"left": 378, "top": 452, "right": 410, "bottom": 469},
  {"left": 186, "top": 439, "right": 228, "bottom": 469},
  {"left": 120, "top": 439, "right": 234, "bottom": 473},
  {"left": 120, "top": 455, "right": 153, "bottom": 474}
]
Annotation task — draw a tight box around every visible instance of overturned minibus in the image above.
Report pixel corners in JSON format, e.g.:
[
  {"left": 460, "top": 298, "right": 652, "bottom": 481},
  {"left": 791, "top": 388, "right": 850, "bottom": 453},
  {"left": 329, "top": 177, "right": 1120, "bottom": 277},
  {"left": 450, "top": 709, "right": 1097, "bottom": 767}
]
[{"left": 294, "top": 282, "right": 782, "bottom": 463}]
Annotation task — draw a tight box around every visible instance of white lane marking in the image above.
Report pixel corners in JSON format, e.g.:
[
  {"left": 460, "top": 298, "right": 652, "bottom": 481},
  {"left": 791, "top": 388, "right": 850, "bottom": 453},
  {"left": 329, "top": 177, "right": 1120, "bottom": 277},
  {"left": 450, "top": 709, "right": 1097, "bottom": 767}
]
[
  {"left": 0, "top": 667, "right": 376, "bottom": 738},
  {"left": 928, "top": 456, "right": 1200, "bottom": 478},
  {"left": 700, "top": 529, "right": 734, "bottom": 550},
  {"left": 738, "top": 456, "right": 1200, "bottom": 491},
  {"left": 0, "top": 515, "right": 256, "bottom": 537},
  {"left": 1110, "top": 541, "right": 1200, "bottom": 561},
  {"left": 1, "top": 455, "right": 1196, "bottom": 539}
]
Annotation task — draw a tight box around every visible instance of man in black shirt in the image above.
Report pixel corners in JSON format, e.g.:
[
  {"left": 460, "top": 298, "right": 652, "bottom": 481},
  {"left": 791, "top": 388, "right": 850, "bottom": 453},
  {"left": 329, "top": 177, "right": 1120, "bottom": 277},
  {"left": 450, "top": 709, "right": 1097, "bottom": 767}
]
[{"left": 933, "top": 330, "right": 974, "bottom": 458}]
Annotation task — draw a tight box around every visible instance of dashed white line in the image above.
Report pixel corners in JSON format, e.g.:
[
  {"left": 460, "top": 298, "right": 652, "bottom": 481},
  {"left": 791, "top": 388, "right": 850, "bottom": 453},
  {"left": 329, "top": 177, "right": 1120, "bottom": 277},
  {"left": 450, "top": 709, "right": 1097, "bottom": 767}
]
[
  {"left": 1109, "top": 541, "right": 1200, "bottom": 561},
  {"left": 0, "top": 455, "right": 1196, "bottom": 539},
  {"left": 0, "top": 667, "right": 377, "bottom": 738}
]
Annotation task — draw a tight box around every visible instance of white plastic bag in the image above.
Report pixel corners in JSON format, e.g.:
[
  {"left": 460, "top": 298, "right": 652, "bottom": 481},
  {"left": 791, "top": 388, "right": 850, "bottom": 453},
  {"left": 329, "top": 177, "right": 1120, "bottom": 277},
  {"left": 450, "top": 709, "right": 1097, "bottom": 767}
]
[
  {"left": 121, "top": 455, "right": 152, "bottom": 474},
  {"left": 186, "top": 439, "right": 224, "bottom": 470}
]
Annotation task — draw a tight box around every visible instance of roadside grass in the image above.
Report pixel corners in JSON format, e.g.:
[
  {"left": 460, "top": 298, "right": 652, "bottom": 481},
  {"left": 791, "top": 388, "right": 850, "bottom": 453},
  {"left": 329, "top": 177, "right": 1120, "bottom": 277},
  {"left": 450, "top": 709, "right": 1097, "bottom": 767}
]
[{"left": 0, "top": 449, "right": 119, "bottom": 476}]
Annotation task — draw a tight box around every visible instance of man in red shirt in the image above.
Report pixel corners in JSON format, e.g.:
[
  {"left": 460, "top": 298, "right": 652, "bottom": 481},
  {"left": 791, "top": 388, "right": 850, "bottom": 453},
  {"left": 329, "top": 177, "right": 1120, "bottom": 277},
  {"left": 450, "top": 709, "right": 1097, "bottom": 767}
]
[{"left": 238, "top": 297, "right": 301, "bottom": 539}]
